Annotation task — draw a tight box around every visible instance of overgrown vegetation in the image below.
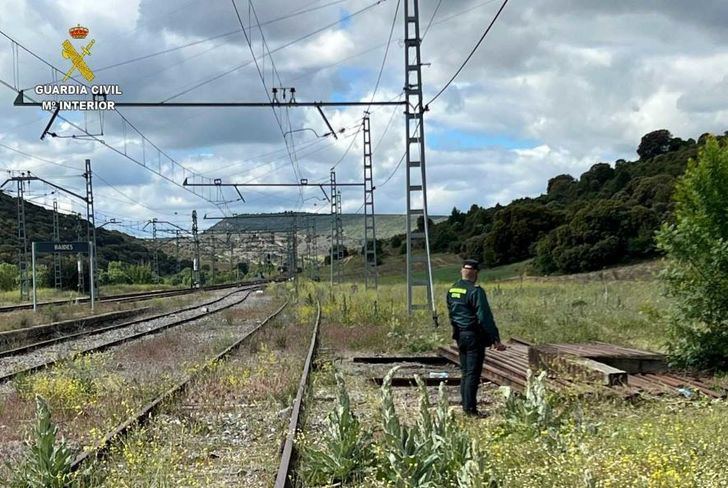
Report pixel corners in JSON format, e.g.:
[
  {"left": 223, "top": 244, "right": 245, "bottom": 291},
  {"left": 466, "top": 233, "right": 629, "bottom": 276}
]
[
  {"left": 294, "top": 277, "right": 667, "bottom": 354},
  {"left": 301, "top": 372, "right": 373, "bottom": 485},
  {"left": 302, "top": 368, "right": 484, "bottom": 487},
  {"left": 500, "top": 370, "right": 567, "bottom": 440},
  {"left": 656, "top": 136, "right": 728, "bottom": 370},
  {"left": 301, "top": 362, "right": 728, "bottom": 487}
]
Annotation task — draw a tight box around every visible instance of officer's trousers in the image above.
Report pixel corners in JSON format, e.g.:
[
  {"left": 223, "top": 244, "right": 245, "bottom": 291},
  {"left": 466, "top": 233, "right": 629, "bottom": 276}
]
[{"left": 457, "top": 330, "right": 485, "bottom": 413}]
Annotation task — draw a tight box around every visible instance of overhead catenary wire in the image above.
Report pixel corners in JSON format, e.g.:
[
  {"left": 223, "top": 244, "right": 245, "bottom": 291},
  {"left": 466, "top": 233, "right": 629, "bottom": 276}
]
[
  {"left": 426, "top": 0, "right": 509, "bottom": 107},
  {"left": 163, "top": 0, "right": 389, "bottom": 102},
  {"left": 366, "top": 0, "right": 400, "bottom": 111},
  {"left": 91, "top": 0, "right": 358, "bottom": 75},
  {"left": 230, "top": 0, "right": 302, "bottom": 202},
  {"left": 378, "top": 0, "right": 506, "bottom": 189},
  {"left": 0, "top": 31, "right": 227, "bottom": 209}
]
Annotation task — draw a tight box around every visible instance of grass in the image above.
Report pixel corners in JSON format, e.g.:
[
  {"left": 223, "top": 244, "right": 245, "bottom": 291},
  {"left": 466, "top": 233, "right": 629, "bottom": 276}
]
[
  {"left": 0, "top": 283, "right": 177, "bottom": 306},
  {"left": 470, "top": 397, "right": 728, "bottom": 487},
  {"left": 294, "top": 274, "right": 668, "bottom": 353}
]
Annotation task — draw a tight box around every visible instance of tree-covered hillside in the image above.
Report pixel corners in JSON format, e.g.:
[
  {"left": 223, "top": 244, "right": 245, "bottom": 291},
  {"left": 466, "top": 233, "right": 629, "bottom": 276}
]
[
  {"left": 427, "top": 130, "right": 727, "bottom": 274},
  {"left": 0, "top": 192, "right": 177, "bottom": 287}
]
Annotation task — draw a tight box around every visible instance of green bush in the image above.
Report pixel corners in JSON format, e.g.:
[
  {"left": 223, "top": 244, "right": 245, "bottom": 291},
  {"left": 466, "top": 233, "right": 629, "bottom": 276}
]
[
  {"left": 0, "top": 262, "right": 17, "bottom": 291},
  {"left": 105, "top": 261, "right": 131, "bottom": 285},
  {"left": 656, "top": 136, "right": 728, "bottom": 369},
  {"left": 126, "top": 264, "right": 153, "bottom": 285}
]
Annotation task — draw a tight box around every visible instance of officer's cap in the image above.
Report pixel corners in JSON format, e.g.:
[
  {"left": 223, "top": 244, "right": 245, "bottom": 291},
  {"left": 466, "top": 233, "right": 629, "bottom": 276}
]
[{"left": 462, "top": 259, "right": 480, "bottom": 271}]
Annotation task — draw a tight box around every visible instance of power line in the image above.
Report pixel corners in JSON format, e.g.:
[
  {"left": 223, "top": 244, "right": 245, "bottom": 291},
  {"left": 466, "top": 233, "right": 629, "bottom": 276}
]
[
  {"left": 422, "top": 0, "right": 443, "bottom": 39},
  {"left": 97, "top": 0, "right": 356, "bottom": 73},
  {"left": 0, "top": 142, "right": 80, "bottom": 171},
  {"left": 366, "top": 0, "right": 400, "bottom": 111},
  {"left": 231, "top": 0, "right": 301, "bottom": 196},
  {"left": 427, "top": 0, "right": 509, "bottom": 106},
  {"left": 163, "top": 0, "right": 389, "bottom": 102}
]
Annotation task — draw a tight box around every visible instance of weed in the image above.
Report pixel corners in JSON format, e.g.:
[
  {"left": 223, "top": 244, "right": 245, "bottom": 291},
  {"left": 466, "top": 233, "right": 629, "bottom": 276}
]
[
  {"left": 8, "top": 396, "right": 88, "bottom": 488},
  {"left": 301, "top": 372, "right": 373, "bottom": 485},
  {"left": 375, "top": 368, "right": 485, "bottom": 487},
  {"left": 499, "top": 370, "right": 566, "bottom": 440}
]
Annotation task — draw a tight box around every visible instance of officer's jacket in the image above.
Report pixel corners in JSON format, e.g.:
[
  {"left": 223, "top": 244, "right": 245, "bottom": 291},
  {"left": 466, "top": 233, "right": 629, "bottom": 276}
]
[{"left": 446, "top": 279, "right": 500, "bottom": 346}]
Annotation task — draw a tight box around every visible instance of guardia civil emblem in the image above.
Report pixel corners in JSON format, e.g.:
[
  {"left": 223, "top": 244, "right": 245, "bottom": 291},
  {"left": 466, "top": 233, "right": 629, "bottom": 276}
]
[{"left": 62, "top": 24, "right": 95, "bottom": 82}]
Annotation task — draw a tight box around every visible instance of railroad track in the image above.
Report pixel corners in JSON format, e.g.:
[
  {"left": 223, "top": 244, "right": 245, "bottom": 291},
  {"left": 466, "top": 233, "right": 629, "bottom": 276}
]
[
  {"left": 60, "top": 298, "right": 321, "bottom": 486},
  {"left": 275, "top": 299, "right": 321, "bottom": 488},
  {"left": 0, "top": 286, "right": 258, "bottom": 361},
  {"left": 0, "top": 283, "right": 268, "bottom": 384},
  {"left": 0, "top": 280, "right": 266, "bottom": 314}
]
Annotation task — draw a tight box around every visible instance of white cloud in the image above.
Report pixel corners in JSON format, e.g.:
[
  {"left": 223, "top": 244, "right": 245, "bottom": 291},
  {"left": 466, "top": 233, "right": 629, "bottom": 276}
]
[{"left": 0, "top": 0, "right": 727, "bottom": 229}]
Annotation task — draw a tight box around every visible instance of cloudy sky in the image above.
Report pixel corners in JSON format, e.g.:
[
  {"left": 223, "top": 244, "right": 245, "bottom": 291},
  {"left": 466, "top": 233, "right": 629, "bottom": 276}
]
[{"left": 0, "top": 0, "right": 727, "bottom": 233}]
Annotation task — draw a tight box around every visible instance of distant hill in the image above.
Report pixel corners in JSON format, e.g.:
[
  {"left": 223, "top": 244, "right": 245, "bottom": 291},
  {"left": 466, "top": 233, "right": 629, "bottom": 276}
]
[
  {"left": 0, "top": 191, "right": 177, "bottom": 286},
  {"left": 210, "top": 213, "right": 447, "bottom": 246}
]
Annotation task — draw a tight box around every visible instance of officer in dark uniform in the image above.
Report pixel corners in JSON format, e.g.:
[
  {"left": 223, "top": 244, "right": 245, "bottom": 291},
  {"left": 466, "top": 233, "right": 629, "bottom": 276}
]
[{"left": 446, "top": 259, "right": 505, "bottom": 416}]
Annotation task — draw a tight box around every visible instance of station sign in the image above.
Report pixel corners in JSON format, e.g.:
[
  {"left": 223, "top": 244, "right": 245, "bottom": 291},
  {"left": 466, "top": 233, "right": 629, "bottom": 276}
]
[{"left": 33, "top": 241, "right": 90, "bottom": 254}]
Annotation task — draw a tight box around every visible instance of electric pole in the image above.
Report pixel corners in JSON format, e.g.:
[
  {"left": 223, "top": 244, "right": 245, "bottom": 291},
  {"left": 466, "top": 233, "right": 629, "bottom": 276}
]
[
  {"left": 83, "top": 159, "right": 98, "bottom": 298},
  {"left": 16, "top": 178, "right": 29, "bottom": 300},
  {"left": 75, "top": 213, "right": 84, "bottom": 293},
  {"left": 335, "top": 189, "right": 343, "bottom": 283},
  {"left": 192, "top": 210, "right": 201, "bottom": 288},
  {"left": 52, "top": 197, "right": 62, "bottom": 290},
  {"left": 148, "top": 218, "right": 160, "bottom": 284},
  {"left": 330, "top": 170, "right": 337, "bottom": 288},
  {"left": 404, "top": 0, "right": 437, "bottom": 323},
  {"left": 363, "top": 114, "right": 378, "bottom": 289}
]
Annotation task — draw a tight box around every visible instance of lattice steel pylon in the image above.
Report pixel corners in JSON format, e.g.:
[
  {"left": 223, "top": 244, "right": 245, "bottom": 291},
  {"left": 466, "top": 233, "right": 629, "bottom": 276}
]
[
  {"left": 192, "top": 210, "right": 201, "bottom": 288},
  {"left": 329, "top": 171, "right": 338, "bottom": 286},
  {"left": 149, "top": 219, "right": 160, "bottom": 284},
  {"left": 362, "top": 115, "right": 378, "bottom": 289},
  {"left": 404, "top": 0, "right": 437, "bottom": 324},
  {"left": 75, "top": 213, "right": 84, "bottom": 293},
  {"left": 16, "top": 178, "right": 29, "bottom": 300},
  {"left": 335, "top": 189, "right": 344, "bottom": 283},
  {"left": 84, "top": 159, "right": 98, "bottom": 298},
  {"left": 52, "top": 198, "right": 62, "bottom": 290}
]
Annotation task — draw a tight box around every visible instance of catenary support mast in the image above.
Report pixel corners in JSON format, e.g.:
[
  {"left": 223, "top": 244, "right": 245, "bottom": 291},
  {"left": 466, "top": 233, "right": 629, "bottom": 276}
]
[
  {"left": 404, "top": 0, "right": 437, "bottom": 324},
  {"left": 362, "top": 114, "right": 378, "bottom": 289}
]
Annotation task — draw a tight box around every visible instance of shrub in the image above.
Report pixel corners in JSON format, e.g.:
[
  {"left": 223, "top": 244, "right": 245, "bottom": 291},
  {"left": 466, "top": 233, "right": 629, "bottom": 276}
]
[
  {"left": 656, "top": 136, "right": 728, "bottom": 369},
  {"left": 376, "top": 368, "right": 484, "bottom": 487},
  {"left": 0, "top": 262, "right": 17, "bottom": 291},
  {"left": 500, "top": 370, "right": 566, "bottom": 439}
]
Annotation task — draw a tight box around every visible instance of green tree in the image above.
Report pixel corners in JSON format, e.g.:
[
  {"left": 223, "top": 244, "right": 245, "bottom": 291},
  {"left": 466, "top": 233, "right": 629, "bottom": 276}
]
[
  {"left": 126, "top": 264, "right": 153, "bottom": 284},
  {"left": 637, "top": 129, "right": 673, "bottom": 160},
  {"left": 656, "top": 137, "right": 728, "bottom": 369},
  {"left": 106, "top": 261, "right": 131, "bottom": 285}
]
